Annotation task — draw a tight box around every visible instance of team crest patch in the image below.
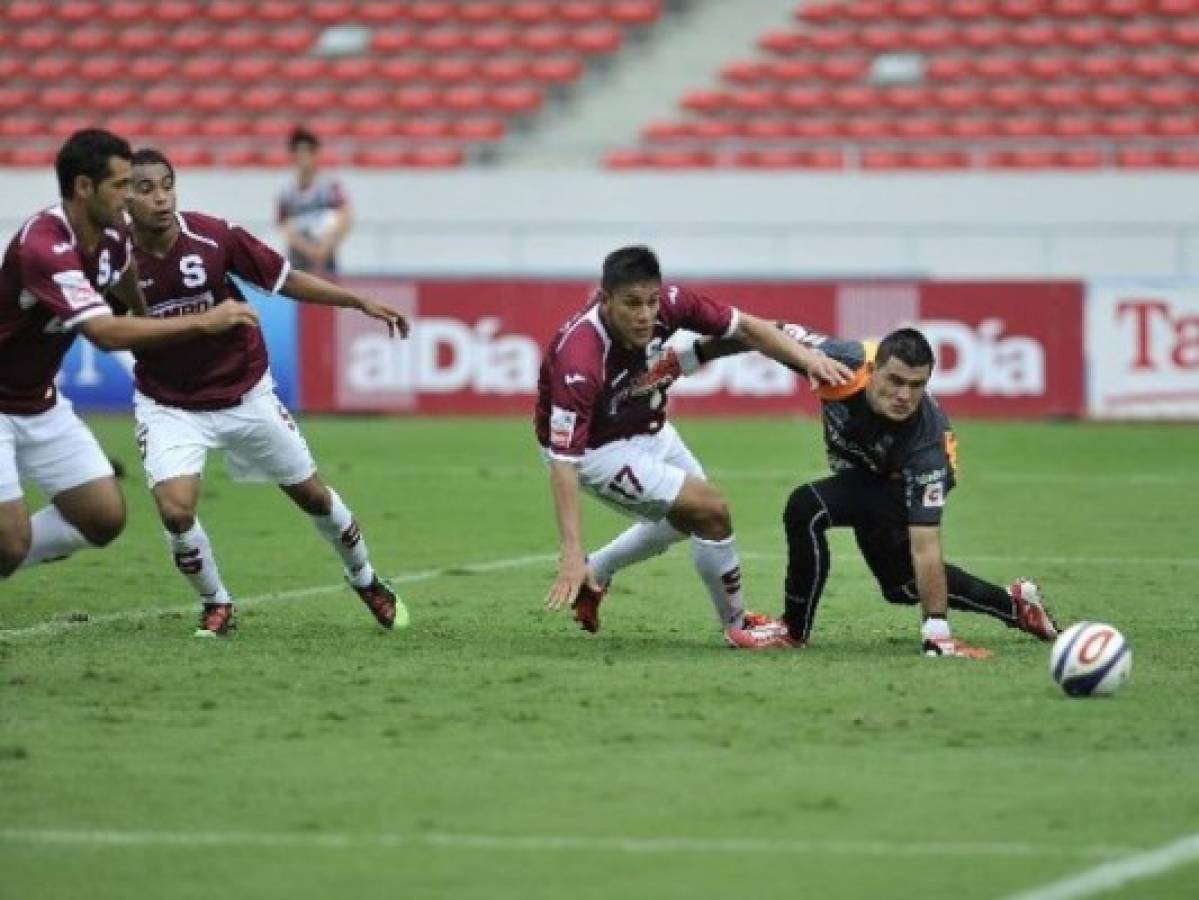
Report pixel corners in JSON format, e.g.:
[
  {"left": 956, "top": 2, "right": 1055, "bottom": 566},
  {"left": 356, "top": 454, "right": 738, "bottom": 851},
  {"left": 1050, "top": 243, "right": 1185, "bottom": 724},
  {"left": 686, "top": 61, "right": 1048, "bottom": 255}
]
[
  {"left": 922, "top": 481, "right": 945, "bottom": 508},
  {"left": 549, "top": 405, "right": 577, "bottom": 449},
  {"left": 51, "top": 270, "right": 101, "bottom": 311}
]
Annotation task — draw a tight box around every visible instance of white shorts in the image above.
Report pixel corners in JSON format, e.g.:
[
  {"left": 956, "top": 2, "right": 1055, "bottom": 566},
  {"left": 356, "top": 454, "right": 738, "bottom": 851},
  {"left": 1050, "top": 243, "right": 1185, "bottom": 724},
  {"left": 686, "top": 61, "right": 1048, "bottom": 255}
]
[
  {"left": 134, "top": 375, "right": 317, "bottom": 488},
  {"left": 544, "top": 421, "right": 706, "bottom": 522},
  {"left": 0, "top": 395, "right": 115, "bottom": 503}
]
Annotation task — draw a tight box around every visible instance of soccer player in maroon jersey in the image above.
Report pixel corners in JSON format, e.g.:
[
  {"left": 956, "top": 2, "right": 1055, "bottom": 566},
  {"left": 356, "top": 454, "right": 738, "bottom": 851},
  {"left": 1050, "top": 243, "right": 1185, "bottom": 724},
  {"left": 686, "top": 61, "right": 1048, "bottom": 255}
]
[
  {"left": 125, "top": 148, "right": 410, "bottom": 637},
  {"left": 0, "top": 129, "right": 258, "bottom": 582},
  {"left": 535, "top": 245, "right": 853, "bottom": 647}
]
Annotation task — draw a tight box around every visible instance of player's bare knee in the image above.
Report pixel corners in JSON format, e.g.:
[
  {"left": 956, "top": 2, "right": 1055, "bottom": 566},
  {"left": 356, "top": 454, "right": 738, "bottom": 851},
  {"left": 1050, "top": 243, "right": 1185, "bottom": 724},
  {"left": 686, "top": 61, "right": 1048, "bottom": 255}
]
[
  {"left": 157, "top": 502, "right": 195, "bottom": 536},
  {"left": 78, "top": 509, "right": 125, "bottom": 547},
  {"left": 694, "top": 492, "right": 733, "bottom": 540},
  {"left": 289, "top": 483, "right": 331, "bottom": 516},
  {"left": 0, "top": 536, "right": 30, "bottom": 575}
]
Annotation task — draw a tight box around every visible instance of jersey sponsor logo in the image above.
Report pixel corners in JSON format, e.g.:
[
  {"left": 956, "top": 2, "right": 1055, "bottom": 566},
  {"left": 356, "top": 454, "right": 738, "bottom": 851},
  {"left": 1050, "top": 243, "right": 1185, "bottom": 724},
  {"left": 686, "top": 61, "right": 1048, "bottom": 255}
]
[
  {"left": 922, "top": 481, "right": 946, "bottom": 508},
  {"left": 51, "top": 270, "right": 102, "bottom": 310},
  {"left": 51, "top": 241, "right": 73, "bottom": 255},
  {"left": 564, "top": 373, "right": 588, "bottom": 386},
  {"left": 549, "top": 404, "right": 577, "bottom": 449},
  {"left": 95, "top": 248, "right": 113, "bottom": 287},
  {"left": 915, "top": 468, "right": 947, "bottom": 486},
  {"left": 149, "top": 291, "right": 215, "bottom": 318}
]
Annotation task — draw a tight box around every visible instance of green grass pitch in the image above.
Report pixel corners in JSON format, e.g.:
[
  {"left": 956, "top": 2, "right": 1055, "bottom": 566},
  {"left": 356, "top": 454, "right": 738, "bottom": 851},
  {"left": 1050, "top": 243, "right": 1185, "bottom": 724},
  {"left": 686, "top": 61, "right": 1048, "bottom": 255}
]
[{"left": 1, "top": 415, "right": 1197, "bottom": 900}]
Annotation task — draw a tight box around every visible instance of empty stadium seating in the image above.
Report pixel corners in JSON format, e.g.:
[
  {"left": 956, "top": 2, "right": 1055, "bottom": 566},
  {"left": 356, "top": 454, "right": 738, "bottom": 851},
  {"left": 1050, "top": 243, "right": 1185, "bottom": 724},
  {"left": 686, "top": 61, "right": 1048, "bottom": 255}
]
[
  {"left": 608, "top": 0, "right": 1199, "bottom": 169},
  {"left": 0, "top": 0, "right": 662, "bottom": 167}
]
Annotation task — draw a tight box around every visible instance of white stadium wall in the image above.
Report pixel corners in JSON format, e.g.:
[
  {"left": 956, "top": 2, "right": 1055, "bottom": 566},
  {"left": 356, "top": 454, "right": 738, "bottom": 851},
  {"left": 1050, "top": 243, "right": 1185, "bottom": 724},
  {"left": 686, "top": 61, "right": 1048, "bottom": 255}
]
[{"left": 2, "top": 169, "right": 1198, "bottom": 278}]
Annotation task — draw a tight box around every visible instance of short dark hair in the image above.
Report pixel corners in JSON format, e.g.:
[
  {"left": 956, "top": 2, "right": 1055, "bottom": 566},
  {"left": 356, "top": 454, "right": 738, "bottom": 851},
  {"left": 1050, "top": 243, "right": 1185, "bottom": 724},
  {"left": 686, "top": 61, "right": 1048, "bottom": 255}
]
[
  {"left": 131, "top": 147, "right": 176, "bottom": 181},
  {"left": 288, "top": 126, "right": 320, "bottom": 152},
  {"left": 56, "top": 128, "right": 132, "bottom": 199},
  {"left": 601, "top": 245, "right": 661, "bottom": 294},
  {"left": 876, "top": 327, "right": 935, "bottom": 371}
]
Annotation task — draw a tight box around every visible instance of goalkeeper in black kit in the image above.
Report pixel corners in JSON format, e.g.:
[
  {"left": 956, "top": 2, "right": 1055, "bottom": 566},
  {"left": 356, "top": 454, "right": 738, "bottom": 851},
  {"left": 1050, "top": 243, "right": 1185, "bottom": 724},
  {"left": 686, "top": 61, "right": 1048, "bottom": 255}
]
[{"left": 655, "top": 324, "right": 1062, "bottom": 657}]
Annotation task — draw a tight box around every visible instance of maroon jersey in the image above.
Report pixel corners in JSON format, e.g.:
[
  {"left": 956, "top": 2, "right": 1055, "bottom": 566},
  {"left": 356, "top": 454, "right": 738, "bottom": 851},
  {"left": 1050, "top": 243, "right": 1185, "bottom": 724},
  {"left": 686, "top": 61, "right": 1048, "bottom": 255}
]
[
  {"left": 534, "top": 285, "right": 739, "bottom": 458},
  {"left": 0, "top": 205, "right": 126, "bottom": 414},
  {"left": 132, "top": 211, "right": 288, "bottom": 410}
]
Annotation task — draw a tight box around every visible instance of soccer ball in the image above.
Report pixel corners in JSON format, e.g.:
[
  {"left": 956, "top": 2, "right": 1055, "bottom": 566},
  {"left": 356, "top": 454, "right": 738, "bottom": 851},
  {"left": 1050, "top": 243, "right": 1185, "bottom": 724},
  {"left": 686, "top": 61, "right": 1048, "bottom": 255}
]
[{"left": 1049, "top": 622, "right": 1132, "bottom": 697}]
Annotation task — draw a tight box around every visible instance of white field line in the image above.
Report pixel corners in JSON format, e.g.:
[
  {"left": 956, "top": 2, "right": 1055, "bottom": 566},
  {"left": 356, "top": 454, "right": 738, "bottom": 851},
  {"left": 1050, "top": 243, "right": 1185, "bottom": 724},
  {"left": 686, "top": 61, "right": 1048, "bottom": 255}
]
[
  {"left": 1003, "top": 832, "right": 1199, "bottom": 900},
  {"left": 740, "top": 551, "right": 1199, "bottom": 568},
  {"left": 0, "top": 827, "right": 1138, "bottom": 861},
  {"left": 3, "top": 549, "right": 1197, "bottom": 643},
  {"left": 0, "top": 553, "right": 555, "bottom": 642}
]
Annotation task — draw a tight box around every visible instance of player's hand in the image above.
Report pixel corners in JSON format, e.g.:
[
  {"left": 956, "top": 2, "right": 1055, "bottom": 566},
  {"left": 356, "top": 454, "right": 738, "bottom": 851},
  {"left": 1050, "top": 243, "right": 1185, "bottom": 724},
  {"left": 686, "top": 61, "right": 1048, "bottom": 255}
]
[
  {"left": 200, "top": 301, "right": 259, "bottom": 334},
  {"left": 358, "top": 298, "right": 411, "bottom": 338},
  {"left": 799, "top": 347, "right": 853, "bottom": 390},
  {"left": 545, "top": 550, "right": 589, "bottom": 612}
]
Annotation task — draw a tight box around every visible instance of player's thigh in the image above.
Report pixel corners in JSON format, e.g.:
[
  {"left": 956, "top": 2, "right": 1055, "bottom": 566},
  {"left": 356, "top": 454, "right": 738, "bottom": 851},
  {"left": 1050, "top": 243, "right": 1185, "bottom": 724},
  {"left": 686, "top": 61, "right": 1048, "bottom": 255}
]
[
  {"left": 16, "top": 400, "right": 115, "bottom": 502},
  {"left": 221, "top": 392, "right": 316, "bottom": 485},
  {"left": 577, "top": 438, "right": 685, "bottom": 522},
  {"left": 803, "top": 470, "right": 878, "bottom": 527},
  {"left": 657, "top": 422, "right": 706, "bottom": 480},
  {"left": 851, "top": 482, "right": 915, "bottom": 588},
  {"left": 134, "top": 397, "right": 211, "bottom": 489},
  {"left": 0, "top": 496, "right": 32, "bottom": 563},
  {"left": 0, "top": 419, "right": 21, "bottom": 505}
]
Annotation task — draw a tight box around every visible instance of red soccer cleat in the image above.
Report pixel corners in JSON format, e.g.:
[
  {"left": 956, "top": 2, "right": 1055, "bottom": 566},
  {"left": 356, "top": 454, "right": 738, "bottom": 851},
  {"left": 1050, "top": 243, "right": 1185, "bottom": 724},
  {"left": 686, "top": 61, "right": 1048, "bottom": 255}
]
[
  {"left": 922, "top": 635, "right": 992, "bottom": 659},
  {"left": 1009, "top": 577, "right": 1060, "bottom": 642},
  {"left": 194, "top": 602, "right": 235, "bottom": 638},
  {"left": 352, "top": 576, "right": 408, "bottom": 630},
  {"left": 724, "top": 622, "right": 804, "bottom": 650},
  {"left": 572, "top": 579, "right": 607, "bottom": 634},
  {"left": 742, "top": 611, "right": 783, "bottom": 629}
]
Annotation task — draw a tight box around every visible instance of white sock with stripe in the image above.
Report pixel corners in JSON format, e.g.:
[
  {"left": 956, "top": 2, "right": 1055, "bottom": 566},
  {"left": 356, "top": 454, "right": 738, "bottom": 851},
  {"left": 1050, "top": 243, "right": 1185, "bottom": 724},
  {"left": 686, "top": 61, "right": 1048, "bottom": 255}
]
[
  {"left": 690, "top": 534, "right": 746, "bottom": 628},
  {"left": 310, "top": 488, "right": 374, "bottom": 588},
  {"left": 20, "top": 506, "right": 93, "bottom": 568},
  {"left": 589, "top": 519, "right": 687, "bottom": 585},
  {"left": 166, "top": 521, "right": 231, "bottom": 605}
]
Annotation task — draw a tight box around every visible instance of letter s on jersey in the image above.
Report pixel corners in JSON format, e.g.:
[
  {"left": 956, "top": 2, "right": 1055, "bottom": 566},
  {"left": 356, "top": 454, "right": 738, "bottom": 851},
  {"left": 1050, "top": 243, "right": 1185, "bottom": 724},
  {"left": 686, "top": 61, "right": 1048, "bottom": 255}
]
[{"left": 180, "top": 254, "right": 207, "bottom": 289}]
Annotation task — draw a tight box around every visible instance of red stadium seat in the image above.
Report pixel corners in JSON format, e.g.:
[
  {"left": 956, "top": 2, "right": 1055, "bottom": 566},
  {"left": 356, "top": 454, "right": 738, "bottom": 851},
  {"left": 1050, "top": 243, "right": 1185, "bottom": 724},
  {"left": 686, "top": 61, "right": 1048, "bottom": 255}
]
[
  {"left": 1052, "top": 114, "right": 1100, "bottom": 137},
  {"left": 103, "top": 115, "right": 152, "bottom": 138},
  {"left": 1059, "top": 148, "right": 1104, "bottom": 169},
  {"left": 181, "top": 56, "right": 228, "bottom": 82},
  {"left": 420, "top": 28, "right": 470, "bottom": 53},
  {"left": 169, "top": 27, "right": 217, "bottom": 54},
  {"left": 985, "top": 148, "right": 1059, "bottom": 168},
  {"left": 793, "top": 117, "right": 840, "bottom": 139},
  {"left": 350, "top": 118, "right": 400, "bottom": 140},
  {"left": 1062, "top": 22, "right": 1109, "bottom": 49},
  {"left": 893, "top": 0, "right": 939, "bottom": 20},
  {"left": 681, "top": 89, "right": 729, "bottom": 114},
  {"left": 270, "top": 27, "right": 317, "bottom": 54},
  {"left": 371, "top": 30, "right": 417, "bottom": 53},
  {"left": 572, "top": 26, "right": 623, "bottom": 54},
  {"left": 1078, "top": 55, "right": 1127, "bottom": 78},
  {"left": 529, "top": 57, "right": 584, "bottom": 83},
  {"left": 844, "top": 117, "right": 892, "bottom": 139},
  {"left": 561, "top": 2, "right": 605, "bottom": 25},
  {"left": 821, "top": 56, "right": 870, "bottom": 81},
  {"left": 212, "top": 146, "right": 258, "bottom": 167},
  {"left": 130, "top": 57, "right": 174, "bottom": 80},
  {"left": 1154, "top": 113, "right": 1198, "bottom": 135},
  {"left": 1091, "top": 83, "right": 1137, "bottom": 109},
  {"left": 116, "top": 26, "right": 162, "bottom": 53},
  {"left": 491, "top": 86, "right": 543, "bottom": 114},
  {"left": 945, "top": 0, "right": 991, "bottom": 19},
  {"left": 38, "top": 86, "right": 86, "bottom": 113},
  {"left": 205, "top": 0, "right": 249, "bottom": 23},
  {"left": 47, "top": 115, "right": 92, "bottom": 139},
  {"left": 143, "top": 86, "right": 190, "bottom": 113},
  {"left": 743, "top": 118, "right": 797, "bottom": 140},
  {"left": 1130, "top": 54, "right": 1178, "bottom": 78},
  {"left": 0, "top": 86, "right": 32, "bottom": 112},
  {"left": 861, "top": 149, "right": 906, "bottom": 170},
  {"left": 987, "top": 84, "right": 1034, "bottom": 110},
  {"left": 810, "top": 29, "right": 854, "bottom": 53},
  {"left": 1144, "top": 83, "right": 1191, "bottom": 110},
  {"left": 832, "top": 85, "right": 879, "bottom": 110},
  {"left": 470, "top": 27, "right": 518, "bottom": 53},
  {"left": 379, "top": 58, "right": 427, "bottom": 81},
  {"left": 733, "top": 149, "right": 807, "bottom": 169},
  {"left": 604, "top": 149, "right": 649, "bottom": 169},
  {"left": 0, "top": 58, "right": 25, "bottom": 80},
  {"left": 443, "top": 86, "right": 489, "bottom": 113},
  {"left": 66, "top": 26, "right": 110, "bottom": 53},
  {"left": 1156, "top": 0, "right": 1195, "bottom": 15},
  {"left": 305, "top": 115, "right": 353, "bottom": 139},
  {"left": 861, "top": 25, "right": 905, "bottom": 52},
  {"left": 394, "top": 87, "right": 439, "bottom": 113},
  {"left": 1165, "top": 148, "right": 1199, "bottom": 168},
  {"left": 0, "top": 115, "right": 41, "bottom": 138},
  {"left": 1116, "top": 21, "right": 1164, "bottom": 48},
  {"left": 934, "top": 84, "right": 985, "bottom": 110},
  {"left": 1011, "top": 22, "right": 1058, "bottom": 48},
  {"left": 15, "top": 28, "right": 59, "bottom": 53},
  {"left": 1117, "top": 148, "right": 1167, "bottom": 168},
  {"left": 609, "top": 1, "right": 661, "bottom": 27},
  {"left": 397, "top": 118, "right": 453, "bottom": 139},
  {"left": 909, "top": 24, "right": 957, "bottom": 51},
  {"left": 722, "top": 60, "right": 767, "bottom": 84},
  {"left": 457, "top": 1, "right": 505, "bottom": 24},
  {"left": 781, "top": 85, "right": 831, "bottom": 112},
  {"left": 154, "top": 0, "right": 201, "bottom": 24},
  {"left": 92, "top": 85, "right": 136, "bottom": 112},
  {"left": 480, "top": 57, "right": 531, "bottom": 82},
  {"left": 411, "top": 1, "right": 457, "bottom": 25},
  {"left": 948, "top": 115, "right": 999, "bottom": 137},
  {"left": 5, "top": 1, "right": 51, "bottom": 24},
  {"left": 404, "top": 147, "right": 466, "bottom": 168},
  {"left": 250, "top": 117, "right": 295, "bottom": 139},
  {"left": 168, "top": 145, "right": 215, "bottom": 167},
  {"left": 360, "top": 1, "right": 408, "bottom": 24},
  {"left": 428, "top": 58, "right": 479, "bottom": 83},
  {"left": 293, "top": 87, "right": 337, "bottom": 113},
  {"left": 999, "top": 115, "right": 1051, "bottom": 137},
  {"left": 279, "top": 58, "right": 329, "bottom": 80},
  {"left": 1039, "top": 83, "right": 1086, "bottom": 109},
  {"left": 998, "top": 0, "right": 1050, "bottom": 19},
  {"left": 841, "top": 1, "right": 888, "bottom": 23},
  {"left": 452, "top": 117, "right": 506, "bottom": 141},
  {"left": 309, "top": 0, "right": 356, "bottom": 25},
  {"left": 1172, "top": 22, "right": 1199, "bottom": 47},
  {"left": 199, "top": 116, "right": 250, "bottom": 140},
  {"left": 926, "top": 57, "right": 971, "bottom": 80},
  {"left": 642, "top": 120, "right": 691, "bottom": 141},
  {"left": 149, "top": 117, "right": 197, "bottom": 140},
  {"left": 731, "top": 88, "right": 779, "bottom": 113},
  {"left": 56, "top": 0, "right": 99, "bottom": 21},
  {"left": 758, "top": 30, "right": 806, "bottom": 55},
  {"left": 1101, "top": 114, "right": 1151, "bottom": 136},
  {"left": 894, "top": 116, "right": 946, "bottom": 139},
  {"left": 507, "top": 1, "right": 554, "bottom": 25},
  {"left": 328, "top": 58, "right": 377, "bottom": 82},
  {"left": 28, "top": 56, "right": 75, "bottom": 80},
  {"left": 960, "top": 23, "right": 1009, "bottom": 49},
  {"left": 256, "top": 0, "right": 303, "bottom": 23},
  {"left": 771, "top": 59, "right": 821, "bottom": 81},
  {"left": 973, "top": 55, "right": 1022, "bottom": 79},
  {"left": 1026, "top": 54, "right": 1074, "bottom": 78},
  {"left": 909, "top": 150, "right": 971, "bottom": 169},
  {"left": 8, "top": 146, "right": 57, "bottom": 166},
  {"left": 228, "top": 57, "right": 278, "bottom": 82},
  {"left": 192, "top": 85, "right": 238, "bottom": 113},
  {"left": 241, "top": 86, "right": 288, "bottom": 113},
  {"left": 883, "top": 85, "right": 932, "bottom": 110}
]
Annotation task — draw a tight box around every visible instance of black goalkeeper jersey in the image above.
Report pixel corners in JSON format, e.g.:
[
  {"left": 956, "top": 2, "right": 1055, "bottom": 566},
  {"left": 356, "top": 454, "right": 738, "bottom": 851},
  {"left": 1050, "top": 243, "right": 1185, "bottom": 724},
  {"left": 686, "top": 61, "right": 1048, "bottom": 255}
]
[{"left": 807, "top": 335, "right": 958, "bottom": 527}]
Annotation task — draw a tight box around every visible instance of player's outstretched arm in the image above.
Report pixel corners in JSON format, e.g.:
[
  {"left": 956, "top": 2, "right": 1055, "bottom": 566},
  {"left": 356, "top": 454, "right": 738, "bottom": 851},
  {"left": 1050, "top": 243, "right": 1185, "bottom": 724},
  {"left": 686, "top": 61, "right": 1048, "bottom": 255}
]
[
  {"left": 909, "top": 525, "right": 949, "bottom": 618},
  {"left": 735, "top": 313, "right": 853, "bottom": 388},
  {"left": 79, "top": 301, "right": 259, "bottom": 351},
  {"left": 108, "top": 257, "right": 148, "bottom": 316},
  {"left": 281, "top": 269, "right": 410, "bottom": 337},
  {"left": 544, "top": 459, "right": 589, "bottom": 612}
]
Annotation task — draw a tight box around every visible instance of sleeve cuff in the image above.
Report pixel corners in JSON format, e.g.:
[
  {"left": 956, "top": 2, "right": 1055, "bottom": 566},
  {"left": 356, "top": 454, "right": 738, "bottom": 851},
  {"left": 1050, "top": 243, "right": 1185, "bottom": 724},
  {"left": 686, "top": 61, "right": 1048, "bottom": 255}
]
[
  {"left": 270, "top": 260, "right": 292, "bottom": 295},
  {"left": 62, "top": 305, "right": 112, "bottom": 330},
  {"left": 545, "top": 450, "right": 583, "bottom": 464},
  {"left": 722, "top": 308, "right": 741, "bottom": 340}
]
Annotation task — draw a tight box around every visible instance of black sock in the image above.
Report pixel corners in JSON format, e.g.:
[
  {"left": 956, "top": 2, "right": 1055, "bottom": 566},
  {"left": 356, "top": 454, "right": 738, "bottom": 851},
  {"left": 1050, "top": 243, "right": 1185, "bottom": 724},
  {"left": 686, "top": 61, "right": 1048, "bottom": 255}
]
[{"left": 945, "top": 565, "right": 1017, "bottom": 626}]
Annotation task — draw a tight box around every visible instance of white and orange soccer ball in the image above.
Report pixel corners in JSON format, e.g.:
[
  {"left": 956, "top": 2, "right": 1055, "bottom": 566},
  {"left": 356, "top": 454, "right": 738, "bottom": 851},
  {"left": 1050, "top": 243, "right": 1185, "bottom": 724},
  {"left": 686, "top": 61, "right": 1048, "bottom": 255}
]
[{"left": 1049, "top": 622, "right": 1132, "bottom": 697}]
